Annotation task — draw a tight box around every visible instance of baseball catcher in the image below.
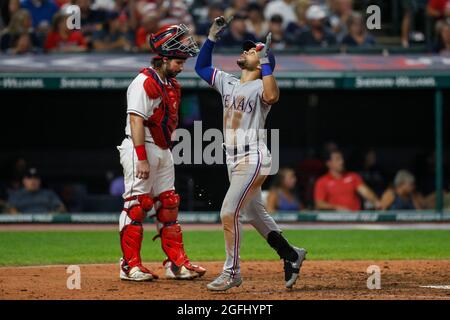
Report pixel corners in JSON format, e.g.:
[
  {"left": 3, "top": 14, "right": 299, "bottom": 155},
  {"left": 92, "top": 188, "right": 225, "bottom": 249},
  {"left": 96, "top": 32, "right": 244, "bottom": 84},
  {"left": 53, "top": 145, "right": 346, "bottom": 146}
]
[
  {"left": 118, "top": 24, "right": 206, "bottom": 281},
  {"left": 195, "top": 16, "right": 307, "bottom": 291}
]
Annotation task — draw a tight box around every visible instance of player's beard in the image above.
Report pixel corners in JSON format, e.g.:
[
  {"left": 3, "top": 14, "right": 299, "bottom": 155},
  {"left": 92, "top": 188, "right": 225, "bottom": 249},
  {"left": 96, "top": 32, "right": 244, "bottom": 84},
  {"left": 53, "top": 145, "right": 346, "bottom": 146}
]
[
  {"left": 166, "top": 68, "right": 180, "bottom": 78},
  {"left": 236, "top": 57, "right": 247, "bottom": 69}
]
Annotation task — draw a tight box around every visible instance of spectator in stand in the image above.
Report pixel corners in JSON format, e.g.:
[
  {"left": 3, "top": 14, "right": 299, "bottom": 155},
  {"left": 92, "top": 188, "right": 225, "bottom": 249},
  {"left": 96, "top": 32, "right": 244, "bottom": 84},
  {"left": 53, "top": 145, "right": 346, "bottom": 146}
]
[
  {"left": 295, "top": 4, "right": 336, "bottom": 47},
  {"left": 135, "top": 11, "right": 159, "bottom": 51},
  {"left": 225, "top": 0, "right": 249, "bottom": 20},
  {"left": 7, "top": 167, "right": 66, "bottom": 214},
  {"left": 314, "top": 149, "right": 381, "bottom": 211},
  {"left": 400, "top": 0, "right": 428, "bottom": 48},
  {"left": 427, "top": 0, "right": 450, "bottom": 37},
  {"left": 358, "top": 149, "right": 385, "bottom": 197},
  {"left": 195, "top": 2, "right": 225, "bottom": 38},
  {"left": 92, "top": 10, "right": 134, "bottom": 52},
  {"left": 268, "top": 14, "right": 287, "bottom": 49},
  {"left": 380, "top": 170, "right": 425, "bottom": 210},
  {"left": 435, "top": 20, "right": 450, "bottom": 53},
  {"left": 20, "top": 0, "right": 58, "bottom": 32},
  {"left": 427, "top": 0, "right": 450, "bottom": 20},
  {"left": 341, "top": 11, "right": 375, "bottom": 47},
  {"left": 266, "top": 168, "right": 302, "bottom": 212},
  {"left": 116, "top": 0, "right": 138, "bottom": 31},
  {"left": 190, "top": 0, "right": 211, "bottom": 31},
  {"left": 44, "top": 12, "right": 88, "bottom": 52},
  {"left": 54, "top": 0, "right": 70, "bottom": 8},
  {"left": 245, "top": 2, "right": 268, "bottom": 42},
  {"left": 0, "top": 8, "right": 40, "bottom": 53},
  {"left": 264, "top": 0, "right": 297, "bottom": 30},
  {"left": 136, "top": 0, "right": 193, "bottom": 31},
  {"left": 216, "top": 12, "right": 257, "bottom": 48},
  {"left": 285, "top": 0, "right": 310, "bottom": 42},
  {"left": 1, "top": 0, "right": 21, "bottom": 28},
  {"left": 74, "top": 0, "right": 108, "bottom": 45},
  {"left": 91, "top": 0, "right": 116, "bottom": 11},
  {"left": 328, "top": 0, "right": 353, "bottom": 42}
]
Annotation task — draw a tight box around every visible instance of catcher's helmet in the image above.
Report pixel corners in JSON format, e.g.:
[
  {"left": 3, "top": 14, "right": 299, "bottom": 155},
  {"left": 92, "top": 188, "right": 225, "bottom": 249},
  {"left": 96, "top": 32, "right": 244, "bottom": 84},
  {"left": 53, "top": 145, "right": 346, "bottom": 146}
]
[{"left": 149, "top": 24, "right": 199, "bottom": 59}]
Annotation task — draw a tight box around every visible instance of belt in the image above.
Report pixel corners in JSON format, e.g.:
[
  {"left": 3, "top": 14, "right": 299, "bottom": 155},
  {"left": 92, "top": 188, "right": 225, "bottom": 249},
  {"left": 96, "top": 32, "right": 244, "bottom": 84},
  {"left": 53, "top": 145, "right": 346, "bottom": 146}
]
[{"left": 126, "top": 135, "right": 153, "bottom": 144}]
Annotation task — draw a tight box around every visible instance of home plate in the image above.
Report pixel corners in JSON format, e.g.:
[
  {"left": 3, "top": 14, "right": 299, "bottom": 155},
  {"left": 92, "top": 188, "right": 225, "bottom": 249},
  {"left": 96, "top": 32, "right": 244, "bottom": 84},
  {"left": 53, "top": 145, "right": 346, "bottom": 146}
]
[{"left": 420, "top": 285, "right": 450, "bottom": 290}]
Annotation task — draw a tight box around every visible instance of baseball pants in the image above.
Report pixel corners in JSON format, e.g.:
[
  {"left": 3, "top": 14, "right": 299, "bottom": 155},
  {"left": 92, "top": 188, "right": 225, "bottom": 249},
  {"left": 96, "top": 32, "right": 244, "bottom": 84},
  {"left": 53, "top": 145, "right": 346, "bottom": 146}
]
[
  {"left": 117, "top": 137, "right": 174, "bottom": 231},
  {"left": 221, "top": 143, "right": 281, "bottom": 277}
]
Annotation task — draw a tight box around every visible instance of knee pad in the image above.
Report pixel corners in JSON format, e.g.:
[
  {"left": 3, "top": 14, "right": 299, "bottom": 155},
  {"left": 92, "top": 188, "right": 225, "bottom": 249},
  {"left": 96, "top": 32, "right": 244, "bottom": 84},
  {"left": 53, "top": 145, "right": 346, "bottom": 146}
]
[
  {"left": 125, "top": 194, "right": 154, "bottom": 224},
  {"left": 156, "top": 190, "right": 180, "bottom": 223}
]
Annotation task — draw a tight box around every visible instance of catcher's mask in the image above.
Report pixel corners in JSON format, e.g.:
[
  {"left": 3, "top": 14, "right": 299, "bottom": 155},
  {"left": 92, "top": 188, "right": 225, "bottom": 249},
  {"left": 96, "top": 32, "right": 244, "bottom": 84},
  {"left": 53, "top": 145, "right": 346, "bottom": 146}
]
[{"left": 149, "top": 24, "right": 199, "bottom": 59}]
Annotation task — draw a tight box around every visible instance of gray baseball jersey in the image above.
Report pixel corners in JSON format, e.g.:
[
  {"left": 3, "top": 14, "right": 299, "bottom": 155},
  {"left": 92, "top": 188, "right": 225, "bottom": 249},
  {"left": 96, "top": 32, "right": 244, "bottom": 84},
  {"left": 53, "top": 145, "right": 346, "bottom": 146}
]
[
  {"left": 211, "top": 68, "right": 281, "bottom": 276},
  {"left": 211, "top": 69, "right": 271, "bottom": 147}
]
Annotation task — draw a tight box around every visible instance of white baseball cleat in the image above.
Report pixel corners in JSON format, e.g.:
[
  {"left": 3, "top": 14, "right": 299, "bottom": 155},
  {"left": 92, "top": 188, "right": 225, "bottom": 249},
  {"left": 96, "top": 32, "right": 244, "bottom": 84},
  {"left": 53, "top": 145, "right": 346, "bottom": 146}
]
[
  {"left": 163, "top": 260, "right": 200, "bottom": 280},
  {"left": 206, "top": 271, "right": 242, "bottom": 291},
  {"left": 119, "top": 258, "right": 155, "bottom": 282}
]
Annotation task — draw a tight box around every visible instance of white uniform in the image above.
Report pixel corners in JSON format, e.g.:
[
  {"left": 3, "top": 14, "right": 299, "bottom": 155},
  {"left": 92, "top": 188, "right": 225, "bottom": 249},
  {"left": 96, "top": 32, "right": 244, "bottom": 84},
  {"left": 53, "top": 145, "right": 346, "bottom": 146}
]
[
  {"left": 117, "top": 68, "right": 175, "bottom": 231},
  {"left": 211, "top": 68, "right": 281, "bottom": 277}
]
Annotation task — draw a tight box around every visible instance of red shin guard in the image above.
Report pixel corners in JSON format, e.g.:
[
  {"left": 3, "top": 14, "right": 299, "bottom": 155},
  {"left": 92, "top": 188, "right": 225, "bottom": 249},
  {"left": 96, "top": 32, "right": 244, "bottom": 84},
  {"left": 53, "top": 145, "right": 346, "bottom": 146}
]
[
  {"left": 160, "top": 223, "right": 187, "bottom": 267},
  {"left": 120, "top": 224, "right": 144, "bottom": 270}
]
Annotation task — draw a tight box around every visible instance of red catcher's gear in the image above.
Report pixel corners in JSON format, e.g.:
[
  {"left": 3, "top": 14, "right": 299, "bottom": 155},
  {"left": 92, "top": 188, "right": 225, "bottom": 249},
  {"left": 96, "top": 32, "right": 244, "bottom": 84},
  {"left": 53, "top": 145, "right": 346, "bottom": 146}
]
[
  {"left": 120, "top": 194, "right": 154, "bottom": 273},
  {"left": 140, "top": 67, "right": 181, "bottom": 149},
  {"left": 149, "top": 24, "right": 199, "bottom": 59},
  {"left": 155, "top": 190, "right": 186, "bottom": 266},
  {"left": 154, "top": 190, "right": 206, "bottom": 277}
]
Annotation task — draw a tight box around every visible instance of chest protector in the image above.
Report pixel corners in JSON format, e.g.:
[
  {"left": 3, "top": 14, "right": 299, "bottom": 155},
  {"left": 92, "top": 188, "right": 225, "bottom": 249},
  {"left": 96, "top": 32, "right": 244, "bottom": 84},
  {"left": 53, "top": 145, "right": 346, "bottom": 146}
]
[{"left": 140, "top": 68, "right": 181, "bottom": 149}]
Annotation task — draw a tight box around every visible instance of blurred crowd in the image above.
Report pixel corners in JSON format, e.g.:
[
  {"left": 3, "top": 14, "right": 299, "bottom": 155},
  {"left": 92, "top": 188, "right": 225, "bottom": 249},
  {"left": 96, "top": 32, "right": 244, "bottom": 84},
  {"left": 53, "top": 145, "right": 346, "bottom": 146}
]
[
  {"left": 1, "top": 146, "right": 449, "bottom": 214},
  {"left": 1, "top": 0, "right": 450, "bottom": 55},
  {"left": 265, "top": 145, "right": 450, "bottom": 212}
]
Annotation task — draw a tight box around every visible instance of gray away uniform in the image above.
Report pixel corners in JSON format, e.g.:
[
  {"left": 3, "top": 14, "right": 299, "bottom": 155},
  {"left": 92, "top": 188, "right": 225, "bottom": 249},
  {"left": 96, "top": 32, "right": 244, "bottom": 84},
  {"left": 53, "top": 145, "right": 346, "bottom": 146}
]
[{"left": 211, "top": 68, "right": 281, "bottom": 277}]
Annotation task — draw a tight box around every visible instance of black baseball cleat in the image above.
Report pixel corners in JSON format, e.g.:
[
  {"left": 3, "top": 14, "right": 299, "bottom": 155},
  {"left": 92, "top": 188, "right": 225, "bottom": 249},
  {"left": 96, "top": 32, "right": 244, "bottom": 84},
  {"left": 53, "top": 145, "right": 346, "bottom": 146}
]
[{"left": 284, "top": 247, "right": 307, "bottom": 289}]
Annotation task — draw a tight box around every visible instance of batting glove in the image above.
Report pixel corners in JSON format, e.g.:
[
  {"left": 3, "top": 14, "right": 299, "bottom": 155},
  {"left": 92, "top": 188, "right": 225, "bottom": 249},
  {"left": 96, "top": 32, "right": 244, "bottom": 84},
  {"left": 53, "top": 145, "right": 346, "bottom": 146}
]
[{"left": 208, "top": 16, "right": 233, "bottom": 42}]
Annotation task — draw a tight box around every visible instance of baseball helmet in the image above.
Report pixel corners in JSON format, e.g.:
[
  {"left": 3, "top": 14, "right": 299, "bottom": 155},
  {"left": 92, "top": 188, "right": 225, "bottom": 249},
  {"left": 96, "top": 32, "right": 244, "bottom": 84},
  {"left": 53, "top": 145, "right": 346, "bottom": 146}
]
[
  {"left": 242, "top": 40, "right": 276, "bottom": 71},
  {"left": 149, "top": 24, "right": 199, "bottom": 59}
]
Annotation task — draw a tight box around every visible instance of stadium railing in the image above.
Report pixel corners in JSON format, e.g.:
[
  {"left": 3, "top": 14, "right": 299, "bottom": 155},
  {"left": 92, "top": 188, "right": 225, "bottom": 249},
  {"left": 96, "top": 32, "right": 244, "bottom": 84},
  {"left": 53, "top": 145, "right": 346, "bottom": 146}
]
[{"left": 0, "top": 211, "right": 449, "bottom": 224}]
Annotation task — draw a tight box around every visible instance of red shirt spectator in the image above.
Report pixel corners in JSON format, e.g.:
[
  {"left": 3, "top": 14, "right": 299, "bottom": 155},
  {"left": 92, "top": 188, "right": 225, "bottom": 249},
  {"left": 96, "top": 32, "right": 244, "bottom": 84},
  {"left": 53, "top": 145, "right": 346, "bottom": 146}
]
[
  {"left": 44, "top": 13, "right": 88, "bottom": 52},
  {"left": 314, "top": 149, "right": 381, "bottom": 211},
  {"left": 45, "top": 30, "right": 87, "bottom": 51},
  {"left": 135, "top": 26, "right": 148, "bottom": 48},
  {"left": 427, "top": 0, "right": 450, "bottom": 18},
  {"left": 314, "top": 171, "right": 364, "bottom": 211}
]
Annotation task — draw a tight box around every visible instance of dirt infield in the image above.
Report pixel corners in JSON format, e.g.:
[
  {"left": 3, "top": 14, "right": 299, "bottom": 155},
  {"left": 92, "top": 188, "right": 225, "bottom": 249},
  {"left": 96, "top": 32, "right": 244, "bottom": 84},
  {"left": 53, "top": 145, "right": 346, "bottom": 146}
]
[{"left": 1, "top": 260, "right": 449, "bottom": 300}]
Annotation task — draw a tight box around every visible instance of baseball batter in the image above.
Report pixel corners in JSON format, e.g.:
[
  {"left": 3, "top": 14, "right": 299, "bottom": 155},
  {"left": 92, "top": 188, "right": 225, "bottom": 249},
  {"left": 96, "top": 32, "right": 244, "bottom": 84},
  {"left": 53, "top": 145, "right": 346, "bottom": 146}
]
[
  {"left": 195, "top": 17, "right": 307, "bottom": 291},
  {"left": 117, "top": 24, "right": 206, "bottom": 281}
]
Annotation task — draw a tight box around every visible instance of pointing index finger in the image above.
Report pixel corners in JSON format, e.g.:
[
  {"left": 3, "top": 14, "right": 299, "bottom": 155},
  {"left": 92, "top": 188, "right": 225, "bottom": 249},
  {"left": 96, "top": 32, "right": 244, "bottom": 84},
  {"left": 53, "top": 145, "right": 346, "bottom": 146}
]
[{"left": 265, "top": 32, "right": 272, "bottom": 48}]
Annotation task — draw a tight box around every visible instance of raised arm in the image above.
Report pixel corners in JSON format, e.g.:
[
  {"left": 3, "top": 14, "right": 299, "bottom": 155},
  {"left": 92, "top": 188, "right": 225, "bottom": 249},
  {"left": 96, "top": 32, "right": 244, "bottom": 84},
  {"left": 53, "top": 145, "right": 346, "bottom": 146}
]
[
  {"left": 195, "top": 39, "right": 216, "bottom": 85},
  {"left": 195, "top": 16, "right": 233, "bottom": 85}
]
